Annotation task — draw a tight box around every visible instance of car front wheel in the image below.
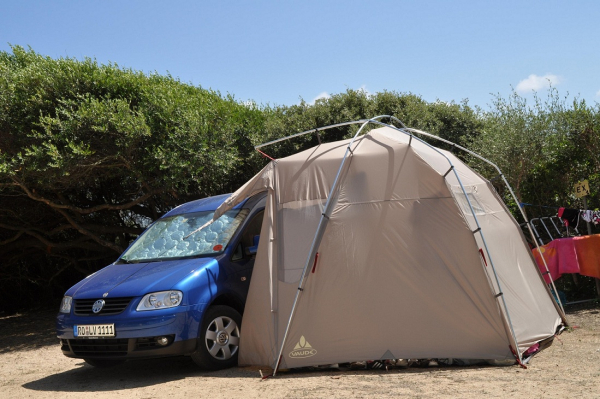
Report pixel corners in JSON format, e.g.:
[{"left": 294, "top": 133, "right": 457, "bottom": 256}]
[{"left": 191, "top": 305, "right": 241, "bottom": 370}]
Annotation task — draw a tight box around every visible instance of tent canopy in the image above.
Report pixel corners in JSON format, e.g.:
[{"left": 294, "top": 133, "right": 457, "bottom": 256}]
[{"left": 216, "top": 123, "right": 564, "bottom": 370}]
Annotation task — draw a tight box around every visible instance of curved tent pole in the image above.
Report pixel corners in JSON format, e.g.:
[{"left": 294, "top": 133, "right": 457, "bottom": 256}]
[
  {"left": 256, "top": 120, "right": 369, "bottom": 150},
  {"left": 271, "top": 116, "right": 405, "bottom": 376},
  {"left": 403, "top": 127, "right": 566, "bottom": 317},
  {"left": 262, "top": 116, "right": 562, "bottom": 374},
  {"left": 373, "top": 122, "right": 525, "bottom": 364},
  {"left": 255, "top": 116, "right": 406, "bottom": 150}
]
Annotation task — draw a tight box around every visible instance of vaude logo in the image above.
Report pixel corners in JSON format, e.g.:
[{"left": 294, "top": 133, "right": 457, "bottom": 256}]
[
  {"left": 289, "top": 335, "right": 317, "bottom": 358},
  {"left": 92, "top": 299, "right": 105, "bottom": 314}
]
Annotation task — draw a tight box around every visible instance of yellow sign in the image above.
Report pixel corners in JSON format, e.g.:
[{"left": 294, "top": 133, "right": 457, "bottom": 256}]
[{"left": 574, "top": 180, "right": 590, "bottom": 198}]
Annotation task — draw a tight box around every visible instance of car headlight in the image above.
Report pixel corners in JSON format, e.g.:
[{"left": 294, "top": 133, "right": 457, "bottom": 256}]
[
  {"left": 136, "top": 290, "right": 183, "bottom": 311},
  {"left": 59, "top": 296, "right": 72, "bottom": 314}
]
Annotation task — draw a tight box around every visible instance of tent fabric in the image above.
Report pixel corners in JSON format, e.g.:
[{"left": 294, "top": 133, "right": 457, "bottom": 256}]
[{"left": 216, "top": 126, "right": 564, "bottom": 368}]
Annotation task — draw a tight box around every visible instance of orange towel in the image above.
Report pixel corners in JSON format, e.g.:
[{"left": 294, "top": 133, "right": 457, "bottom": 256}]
[
  {"left": 573, "top": 234, "right": 600, "bottom": 279},
  {"left": 532, "top": 244, "right": 558, "bottom": 284}
]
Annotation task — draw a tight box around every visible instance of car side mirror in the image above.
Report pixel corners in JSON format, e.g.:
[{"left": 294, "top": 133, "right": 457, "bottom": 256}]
[{"left": 246, "top": 235, "right": 260, "bottom": 256}]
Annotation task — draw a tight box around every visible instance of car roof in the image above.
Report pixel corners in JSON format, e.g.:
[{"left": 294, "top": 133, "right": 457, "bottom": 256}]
[{"left": 162, "top": 193, "right": 247, "bottom": 217}]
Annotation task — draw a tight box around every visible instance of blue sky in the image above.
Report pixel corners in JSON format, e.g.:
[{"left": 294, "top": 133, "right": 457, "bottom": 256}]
[{"left": 1, "top": 0, "right": 599, "bottom": 109}]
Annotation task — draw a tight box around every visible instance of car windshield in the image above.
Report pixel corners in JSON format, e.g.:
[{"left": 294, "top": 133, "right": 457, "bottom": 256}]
[{"left": 120, "top": 209, "right": 249, "bottom": 262}]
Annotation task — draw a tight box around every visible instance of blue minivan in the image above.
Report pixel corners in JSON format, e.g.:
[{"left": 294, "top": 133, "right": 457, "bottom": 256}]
[{"left": 56, "top": 192, "right": 266, "bottom": 369}]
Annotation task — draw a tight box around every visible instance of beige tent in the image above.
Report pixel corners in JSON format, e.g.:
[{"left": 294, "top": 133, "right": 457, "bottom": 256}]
[{"left": 215, "top": 120, "right": 565, "bottom": 372}]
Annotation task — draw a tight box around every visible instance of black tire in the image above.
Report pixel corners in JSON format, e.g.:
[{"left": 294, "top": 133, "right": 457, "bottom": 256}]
[
  {"left": 191, "top": 305, "right": 242, "bottom": 370},
  {"left": 83, "top": 358, "right": 126, "bottom": 368}
]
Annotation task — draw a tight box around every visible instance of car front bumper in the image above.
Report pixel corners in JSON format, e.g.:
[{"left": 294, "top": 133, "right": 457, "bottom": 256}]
[{"left": 56, "top": 303, "right": 206, "bottom": 360}]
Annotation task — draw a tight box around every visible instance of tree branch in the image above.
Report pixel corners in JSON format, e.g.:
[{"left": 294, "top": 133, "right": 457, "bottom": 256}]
[
  {"left": 10, "top": 176, "right": 161, "bottom": 215},
  {"left": 52, "top": 207, "right": 123, "bottom": 254},
  {"left": 0, "top": 231, "right": 24, "bottom": 245}
]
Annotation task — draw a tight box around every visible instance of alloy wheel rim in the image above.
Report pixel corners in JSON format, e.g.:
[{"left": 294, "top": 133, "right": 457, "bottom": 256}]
[{"left": 205, "top": 315, "right": 240, "bottom": 360}]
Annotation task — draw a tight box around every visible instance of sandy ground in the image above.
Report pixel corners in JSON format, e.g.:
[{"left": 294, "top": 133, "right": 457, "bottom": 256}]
[{"left": 0, "top": 305, "right": 599, "bottom": 399}]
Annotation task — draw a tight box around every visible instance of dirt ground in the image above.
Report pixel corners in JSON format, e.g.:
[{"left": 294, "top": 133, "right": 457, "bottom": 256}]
[{"left": 1, "top": 304, "right": 599, "bottom": 399}]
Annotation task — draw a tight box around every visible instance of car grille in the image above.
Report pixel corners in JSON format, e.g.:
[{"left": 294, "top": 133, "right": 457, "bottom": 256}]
[
  {"left": 69, "top": 338, "right": 129, "bottom": 356},
  {"left": 74, "top": 297, "right": 133, "bottom": 316}
]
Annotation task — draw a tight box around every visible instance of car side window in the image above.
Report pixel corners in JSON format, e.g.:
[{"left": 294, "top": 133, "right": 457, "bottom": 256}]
[{"left": 232, "top": 210, "right": 264, "bottom": 262}]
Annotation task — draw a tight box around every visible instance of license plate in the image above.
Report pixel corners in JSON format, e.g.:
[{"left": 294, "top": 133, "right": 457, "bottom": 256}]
[{"left": 74, "top": 324, "right": 115, "bottom": 338}]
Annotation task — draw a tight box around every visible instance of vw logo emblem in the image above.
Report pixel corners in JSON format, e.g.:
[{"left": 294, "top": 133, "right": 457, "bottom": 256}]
[{"left": 92, "top": 299, "right": 105, "bottom": 314}]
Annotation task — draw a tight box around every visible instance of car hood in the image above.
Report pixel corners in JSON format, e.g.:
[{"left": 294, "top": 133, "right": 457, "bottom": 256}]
[{"left": 70, "top": 257, "right": 218, "bottom": 299}]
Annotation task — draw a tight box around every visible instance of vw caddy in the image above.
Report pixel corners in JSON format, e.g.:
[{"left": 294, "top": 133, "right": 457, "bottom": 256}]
[{"left": 56, "top": 193, "right": 266, "bottom": 369}]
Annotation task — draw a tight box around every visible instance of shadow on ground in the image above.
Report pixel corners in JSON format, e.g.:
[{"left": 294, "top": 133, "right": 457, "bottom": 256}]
[
  {"left": 22, "top": 357, "right": 488, "bottom": 393},
  {"left": 0, "top": 308, "right": 58, "bottom": 354},
  {"left": 22, "top": 357, "right": 261, "bottom": 392},
  {"left": 12, "top": 301, "right": 599, "bottom": 393}
]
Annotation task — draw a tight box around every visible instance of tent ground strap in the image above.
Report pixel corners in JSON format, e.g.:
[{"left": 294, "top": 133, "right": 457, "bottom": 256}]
[
  {"left": 443, "top": 166, "right": 454, "bottom": 178},
  {"left": 495, "top": 292, "right": 503, "bottom": 298},
  {"left": 472, "top": 227, "right": 481, "bottom": 234},
  {"left": 509, "top": 346, "right": 527, "bottom": 369}
]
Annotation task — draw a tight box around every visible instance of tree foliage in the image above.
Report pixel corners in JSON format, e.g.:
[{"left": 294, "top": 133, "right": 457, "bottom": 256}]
[
  {"left": 260, "top": 89, "right": 483, "bottom": 160},
  {"left": 0, "top": 46, "right": 265, "bottom": 311},
  {"left": 470, "top": 88, "right": 600, "bottom": 221},
  {"left": 1, "top": 47, "right": 599, "bottom": 312}
]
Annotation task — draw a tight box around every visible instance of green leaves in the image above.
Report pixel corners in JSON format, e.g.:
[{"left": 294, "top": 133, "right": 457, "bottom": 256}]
[
  {"left": 1, "top": 45, "right": 599, "bottom": 311},
  {"left": 469, "top": 88, "right": 600, "bottom": 219},
  {"left": 0, "top": 46, "right": 265, "bottom": 310}
]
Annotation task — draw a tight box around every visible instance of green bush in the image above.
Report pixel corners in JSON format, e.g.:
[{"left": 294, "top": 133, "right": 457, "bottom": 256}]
[
  {"left": 0, "top": 46, "right": 265, "bottom": 312},
  {"left": 1, "top": 47, "right": 598, "bottom": 312}
]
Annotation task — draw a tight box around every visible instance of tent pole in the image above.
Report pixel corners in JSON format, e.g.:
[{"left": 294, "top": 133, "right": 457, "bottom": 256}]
[
  {"left": 272, "top": 118, "right": 377, "bottom": 376},
  {"left": 404, "top": 127, "right": 566, "bottom": 319},
  {"left": 255, "top": 115, "right": 406, "bottom": 150},
  {"left": 385, "top": 125, "right": 526, "bottom": 364},
  {"left": 351, "top": 121, "right": 526, "bottom": 363},
  {"left": 260, "top": 117, "right": 565, "bottom": 372}
]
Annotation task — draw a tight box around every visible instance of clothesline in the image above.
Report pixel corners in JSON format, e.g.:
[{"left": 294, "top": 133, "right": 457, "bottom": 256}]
[
  {"left": 519, "top": 202, "right": 559, "bottom": 209},
  {"left": 519, "top": 203, "right": 600, "bottom": 228},
  {"left": 558, "top": 208, "right": 600, "bottom": 228}
]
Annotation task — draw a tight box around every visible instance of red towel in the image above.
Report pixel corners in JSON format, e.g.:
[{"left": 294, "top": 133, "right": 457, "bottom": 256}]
[{"left": 532, "top": 238, "right": 580, "bottom": 283}]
